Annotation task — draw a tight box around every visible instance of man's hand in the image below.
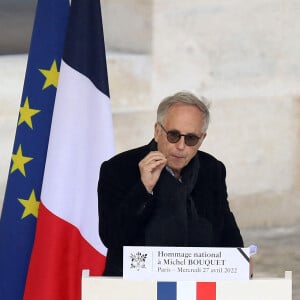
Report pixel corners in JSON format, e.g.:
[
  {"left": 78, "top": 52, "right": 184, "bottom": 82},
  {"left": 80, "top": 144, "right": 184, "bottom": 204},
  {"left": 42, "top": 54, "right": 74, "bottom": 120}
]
[{"left": 139, "top": 151, "right": 167, "bottom": 193}]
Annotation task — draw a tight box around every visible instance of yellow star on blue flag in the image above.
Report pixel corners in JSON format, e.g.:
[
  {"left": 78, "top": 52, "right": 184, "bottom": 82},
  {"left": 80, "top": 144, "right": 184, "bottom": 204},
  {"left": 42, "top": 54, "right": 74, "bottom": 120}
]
[
  {"left": 39, "top": 60, "right": 60, "bottom": 89},
  {"left": 18, "top": 97, "right": 41, "bottom": 129},
  {"left": 18, "top": 190, "right": 40, "bottom": 219},
  {"left": 10, "top": 144, "right": 34, "bottom": 177}
]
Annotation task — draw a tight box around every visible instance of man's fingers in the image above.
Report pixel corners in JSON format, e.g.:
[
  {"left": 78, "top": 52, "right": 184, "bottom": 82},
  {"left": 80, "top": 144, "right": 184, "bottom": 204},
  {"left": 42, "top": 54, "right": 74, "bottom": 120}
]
[
  {"left": 139, "top": 159, "right": 166, "bottom": 172},
  {"left": 139, "top": 151, "right": 167, "bottom": 192},
  {"left": 140, "top": 151, "right": 166, "bottom": 166}
]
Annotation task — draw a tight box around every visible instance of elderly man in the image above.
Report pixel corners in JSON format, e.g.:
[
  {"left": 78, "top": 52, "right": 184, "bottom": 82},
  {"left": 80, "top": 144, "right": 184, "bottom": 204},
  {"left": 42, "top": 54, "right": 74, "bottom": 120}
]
[{"left": 98, "top": 91, "right": 243, "bottom": 276}]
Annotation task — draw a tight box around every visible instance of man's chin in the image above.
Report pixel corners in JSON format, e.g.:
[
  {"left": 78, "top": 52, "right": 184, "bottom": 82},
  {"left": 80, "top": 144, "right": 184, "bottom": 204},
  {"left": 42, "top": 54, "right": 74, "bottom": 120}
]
[{"left": 167, "top": 163, "right": 184, "bottom": 175}]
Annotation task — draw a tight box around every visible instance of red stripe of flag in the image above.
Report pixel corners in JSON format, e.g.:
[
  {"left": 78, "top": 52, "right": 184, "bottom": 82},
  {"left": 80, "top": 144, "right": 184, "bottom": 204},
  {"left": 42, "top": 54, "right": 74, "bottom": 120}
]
[
  {"left": 24, "top": 203, "right": 106, "bottom": 299},
  {"left": 197, "top": 282, "right": 216, "bottom": 300}
]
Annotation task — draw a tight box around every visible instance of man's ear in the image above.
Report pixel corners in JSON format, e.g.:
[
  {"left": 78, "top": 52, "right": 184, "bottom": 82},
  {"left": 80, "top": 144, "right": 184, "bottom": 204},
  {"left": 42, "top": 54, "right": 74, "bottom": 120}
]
[
  {"left": 154, "top": 123, "right": 160, "bottom": 142},
  {"left": 198, "top": 133, "right": 207, "bottom": 147}
]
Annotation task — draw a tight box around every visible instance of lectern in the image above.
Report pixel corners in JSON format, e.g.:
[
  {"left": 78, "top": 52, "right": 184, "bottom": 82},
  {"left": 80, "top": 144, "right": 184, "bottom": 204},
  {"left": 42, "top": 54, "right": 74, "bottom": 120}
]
[{"left": 81, "top": 270, "right": 292, "bottom": 300}]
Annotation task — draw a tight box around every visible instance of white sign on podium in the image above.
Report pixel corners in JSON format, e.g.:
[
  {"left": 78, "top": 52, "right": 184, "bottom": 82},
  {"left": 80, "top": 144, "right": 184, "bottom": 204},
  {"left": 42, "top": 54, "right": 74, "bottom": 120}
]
[{"left": 123, "top": 246, "right": 250, "bottom": 281}]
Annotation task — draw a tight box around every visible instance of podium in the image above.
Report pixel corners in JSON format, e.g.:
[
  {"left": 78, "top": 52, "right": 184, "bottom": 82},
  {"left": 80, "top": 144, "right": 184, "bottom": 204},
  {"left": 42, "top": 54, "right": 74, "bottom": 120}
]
[{"left": 81, "top": 270, "right": 292, "bottom": 300}]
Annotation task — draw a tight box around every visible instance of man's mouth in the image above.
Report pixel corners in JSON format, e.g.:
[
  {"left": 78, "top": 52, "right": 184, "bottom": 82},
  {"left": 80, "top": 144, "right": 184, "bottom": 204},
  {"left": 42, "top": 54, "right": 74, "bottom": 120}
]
[{"left": 170, "top": 154, "right": 185, "bottom": 159}]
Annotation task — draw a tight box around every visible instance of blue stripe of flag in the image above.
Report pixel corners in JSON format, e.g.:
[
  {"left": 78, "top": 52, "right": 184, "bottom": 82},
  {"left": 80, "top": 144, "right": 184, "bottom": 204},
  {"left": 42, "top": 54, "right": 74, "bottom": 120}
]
[
  {"left": 63, "top": 0, "right": 109, "bottom": 97},
  {"left": 157, "top": 282, "right": 177, "bottom": 300}
]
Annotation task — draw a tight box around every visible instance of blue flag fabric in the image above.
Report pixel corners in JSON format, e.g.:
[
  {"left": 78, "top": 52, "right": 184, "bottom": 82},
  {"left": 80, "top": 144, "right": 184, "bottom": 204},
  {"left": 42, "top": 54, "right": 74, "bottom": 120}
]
[
  {"left": 157, "top": 282, "right": 177, "bottom": 300},
  {"left": 0, "top": 0, "right": 69, "bottom": 298}
]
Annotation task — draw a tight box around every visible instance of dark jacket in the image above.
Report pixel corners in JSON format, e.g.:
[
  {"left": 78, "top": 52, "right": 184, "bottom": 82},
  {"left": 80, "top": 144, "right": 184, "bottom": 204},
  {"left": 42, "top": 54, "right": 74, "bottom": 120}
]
[{"left": 98, "top": 141, "right": 243, "bottom": 276}]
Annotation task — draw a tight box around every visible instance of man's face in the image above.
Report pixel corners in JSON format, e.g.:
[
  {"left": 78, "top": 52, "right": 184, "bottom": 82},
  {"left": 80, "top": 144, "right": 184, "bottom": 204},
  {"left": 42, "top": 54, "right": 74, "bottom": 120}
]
[{"left": 154, "top": 103, "right": 206, "bottom": 177}]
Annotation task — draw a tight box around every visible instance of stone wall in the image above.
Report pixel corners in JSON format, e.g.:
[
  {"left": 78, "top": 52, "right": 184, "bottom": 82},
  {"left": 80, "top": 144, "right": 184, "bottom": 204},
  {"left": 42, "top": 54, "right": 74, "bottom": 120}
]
[{"left": 1, "top": 0, "right": 300, "bottom": 228}]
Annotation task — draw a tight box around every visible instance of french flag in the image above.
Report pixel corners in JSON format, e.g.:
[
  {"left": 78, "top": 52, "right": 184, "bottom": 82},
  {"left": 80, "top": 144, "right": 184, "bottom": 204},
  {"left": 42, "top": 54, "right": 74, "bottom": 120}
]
[
  {"left": 23, "top": 0, "right": 114, "bottom": 299},
  {"left": 158, "top": 282, "right": 216, "bottom": 300}
]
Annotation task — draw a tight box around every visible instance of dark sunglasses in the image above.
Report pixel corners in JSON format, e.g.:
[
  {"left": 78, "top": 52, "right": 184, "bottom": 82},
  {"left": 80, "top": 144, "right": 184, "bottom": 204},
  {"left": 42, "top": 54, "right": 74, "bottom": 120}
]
[{"left": 159, "top": 123, "right": 203, "bottom": 146}]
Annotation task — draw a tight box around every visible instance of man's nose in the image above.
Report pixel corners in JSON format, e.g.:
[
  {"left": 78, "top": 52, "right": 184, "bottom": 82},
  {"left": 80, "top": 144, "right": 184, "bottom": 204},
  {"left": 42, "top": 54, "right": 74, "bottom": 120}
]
[{"left": 175, "top": 136, "right": 186, "bottom": 149}]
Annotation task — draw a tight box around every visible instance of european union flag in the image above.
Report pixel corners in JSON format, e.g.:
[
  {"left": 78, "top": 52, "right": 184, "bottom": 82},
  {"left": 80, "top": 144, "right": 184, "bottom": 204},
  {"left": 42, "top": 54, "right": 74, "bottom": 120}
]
[{"left": 0, "top": 0, "right": 70, "bottom": 298}]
